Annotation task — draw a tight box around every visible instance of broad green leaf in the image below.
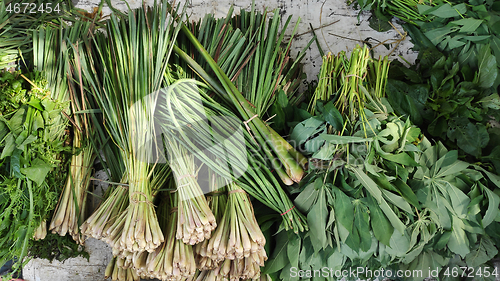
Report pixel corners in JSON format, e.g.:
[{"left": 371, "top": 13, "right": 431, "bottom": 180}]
[
  {"left": 263, "top": 231, "right": 289, "bottom": 274},
  {"left": 367, "top": 196, "right": 393, "bottom": 246},
  {"left": 424, "top": 26, "right": 456, "bottom": 45},
  {"left": 435, "top": 231, "right": 452, "bottom": 250},
  {"left": 311, "top": 142, "right": 336, "bottom": 160},
  {"left": 354, "top": 202, "right": 372, "bottom": 252},
  {"left": 290, "top": 117, "right": 326, "bottom": 146},
  {"left": 379, "top": 151, "right": 418, "bottom": 166},
  {"left": 9, "top": 106, "right": 26, "bottom": 136},
  {"left": 327, "top": 248, "right": 345, "bottom": 272},
  {"left": 491, "top": 36, "right": 500, "bottom": 65},
  {"left": 447, "top": 216, "right": 470, "bottom": 257},
  {"left": 482, "top": 186, "right": 500, "bottom": 227},
  {"left": 425, "top": 3, "right": 466, "bottom": 18},
  {"left": 307, "top": 188, "right": 328, "bottom": 253},
  {"left": 479, "top": 93, "right": 500, "bottom": 110},
  {"left": 394, "top": 179, "right": 420, "bottom": 209},
  {"left": 0, "top": 133, "right": 16, "bottom": 159},
  {"left": 477, "top": 44, "right": 498, "bottom": 88},
  {"left": 287, "top": 233, "right": 301, "bottom": 267},
  {"left": 294, "top": 179, "right": 320, "bottom": 212},
  {"left": 11, "top": 148, "right": 22, "bottom": 179},
  {"left": 323, "top": 101, "right": 344, "bottom": 131},
  {"left": 435, "top": 159, "right": 469, "bottom": 178},
  {"left": 447, "top": 122, "right": 489, "bottom": 157},
  {"left": 369, "top": 14, "right": 392, "bottom": 32},
  {"left": 20, "top": 158, "right": 54, "bottom": 186},
  {"left": 433, "top": 150, "right": 458, "bottom": 175},
  {"left": 381, "top": 189, "right": 414, "bottom": 214},
  {"left": 379, "top": 197, "right": 406, "bottom": 234},
  {"left": 444, "top": 182, "right": 470, "bottom": 218},
  {"left": 333, "top": 189, "right": 354, "bottom": 232},
  {"left": 406, "top": 250, "right": 448, "bottom": 281},
  {"left": 449, "top": 18, "right": 483, "bottom": 33},
  {"left": 351, "top": 166, "right": 382, "bottom": 202},
  {"left": 385, "top": 229, "right": 410, "bottom": 257},
  {"left": 465, "top": 236, "right": 498, "bottom": 267}
]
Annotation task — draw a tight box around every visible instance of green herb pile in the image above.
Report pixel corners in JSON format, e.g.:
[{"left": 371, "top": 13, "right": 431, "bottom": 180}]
[{"left": 1, "top": 0, "right": 499, "bottom": 281}]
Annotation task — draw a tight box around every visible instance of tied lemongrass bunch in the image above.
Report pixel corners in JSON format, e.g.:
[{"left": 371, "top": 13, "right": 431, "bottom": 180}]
[
  {"left": 80, "top": 178, "right": 129, "bottom": 240},
  {"left": 49, "top": 140, "right": 95, "bottom": 244},
  {"left": 101, "top": 166, "right": 168, "bottom": 255},
  {"left": 194, "top": 172, "right": 228, "bottom": 270},
  {"left": 33, "top": 220, "right": 47, "bottom": 241},
  {"left": 105, "top": 256, "right": 139, "bottom": 281},
  {"left": 334, "top": 45, "right": 390, "bottom": 125},
  {"left": 164, "top": 139, "right": 216, "bottom": 245},
  {"left": 157, "top": 78, "right": 306, "bottom": 233},
  {"left": 133, "top": 190, "right": 196, "bottom": 280},
  {"left": 204, "top": 181, "right": 266, "bottom": 265},
  {"left": 77, "top": 1, "right": 186, "bottom": 253}
]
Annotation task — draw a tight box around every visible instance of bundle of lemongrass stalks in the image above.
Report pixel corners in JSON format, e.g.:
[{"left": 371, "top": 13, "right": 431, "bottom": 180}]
[{"left": 309, "top": 46, "right": 390, "bottom": 121}]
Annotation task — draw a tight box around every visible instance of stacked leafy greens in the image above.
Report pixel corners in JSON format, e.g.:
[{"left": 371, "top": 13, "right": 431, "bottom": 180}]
[{"left": 265, "top": 46, "right": 500, "bottom": 281}]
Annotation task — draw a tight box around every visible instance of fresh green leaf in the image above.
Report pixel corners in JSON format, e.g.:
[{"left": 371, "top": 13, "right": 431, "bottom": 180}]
[
  {"left": 307, "top": 188, "right": 329, "bottom": 253},
  {"left": 323, "top": 101, "right": 344, "bottom": 131},
  {"left": 465, "top": 236, "right": 498, "bottom": 267},
  {"left": 447, "top": 216, "right": 470, "bottom": 257},
  {"left": 20, "top": 158, "right": 54, "bottom": 186},
  {"left": 367, "top": 195, "right": 393, "bottom": 246},
  {"left": 477, "top": 44, "right": 498, "bottom": 88}
]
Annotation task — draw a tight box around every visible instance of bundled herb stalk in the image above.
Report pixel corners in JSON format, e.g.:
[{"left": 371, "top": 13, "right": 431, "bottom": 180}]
[
  {"left": 77, "top": 1, "right": 186, "bottom": 253},
  {"left": 166, "top": 140, "right": 216, "bottom": 245},
  {"left": 158, "top": 78, "right": 306, "bottom": 232},
  {"left": 175, "top": 24, "right": 307, "bottom": 186},
  {"left": 49, "top": 137, "right": 95, "bottom": 244},
  {"left": 308, "top": 52, "right": 343, "bottom": 114},
  {"left": 204, "top": 181, "right": 266, "bottom": 263},
  {"left": 308, "top": 45, "right": 390, "bottom": 127},
  {"left": 33, "top": 220, "right": 47, "bottom": 241},
  {"left": 194, "top": 173, "right": 227, "bottom": 270},
  {"left": 80, "top": 179, "right": 128, "bottom": 240},
  {"left": 133, "top": 191, "right": 196, "bottom": 280},
  {"left": 105, "top": 256, "right": 139, "bottom": 281}
]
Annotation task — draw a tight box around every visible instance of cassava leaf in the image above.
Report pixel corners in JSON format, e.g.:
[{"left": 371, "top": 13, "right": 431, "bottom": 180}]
[
  {"left": 367, "top": 195, "right": 393, "bottom": 246},
  {"left": 465, "top": 236, "right": 498, "bottom": 267}
]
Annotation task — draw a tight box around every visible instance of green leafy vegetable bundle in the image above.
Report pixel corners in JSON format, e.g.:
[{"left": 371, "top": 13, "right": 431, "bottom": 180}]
[{"left": 265, "top": 47, "right": 500, "bottom": 281}]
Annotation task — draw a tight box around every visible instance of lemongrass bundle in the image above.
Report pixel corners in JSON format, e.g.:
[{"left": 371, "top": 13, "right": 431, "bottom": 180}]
[
  {"left": 308, "top": 52, "right": 344, "bottom": 114},
  {"left": 176, "top": 25, "right": 306, "bottom": 185},
  {"left": 80, "top": 179, "right": 129, "bottom": 240},
  {"left": 204, "top": 181, "right": 266, "bottom": 263},
  {"left": 133, "top": 191, "right": 196, "bottom": 280},
  {"left": 105, "top": 256, "right": 139, "bottom": 281},
  {"left": 220, "top": 253, "right": 265, "bottom": 280},
  {"left": 77, "top": 1, "right": 186, "bottom": 254},
  {"left": 33, "top": 220, "right": 47, "bottom": 241},
  {"left": 50, "top": 142, "right": 95, "bottom": 244},
  {"left": 158, "top": 79, "right": 307, "bottom": 232},
  {"left": 194, "top": 173, "right": 227, "bottom": 270},
  {"left": 165, "top": 140, "right": 216, "bottom": 245}
]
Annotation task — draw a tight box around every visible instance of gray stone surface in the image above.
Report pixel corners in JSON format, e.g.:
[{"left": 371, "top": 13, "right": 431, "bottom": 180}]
[{"left": 23, "top": 238, "right": 113, "bottom": 281}]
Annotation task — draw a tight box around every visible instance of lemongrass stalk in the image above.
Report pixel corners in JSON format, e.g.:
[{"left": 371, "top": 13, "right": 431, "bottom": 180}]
[
  {"left": 165, "top": 140, "right": 216, "bottom": 245},
  {"left": 33, "top": 220, "right": 47, "bottom": 241},
  {"left": 159, "top": 78, "right": 307, "bottom": 232},
  {"left": 194, "top": 173, "right": 227, "bottom": 270},
  {"left": 50, "top": 132, "right": 95, "bottom": 244},
  {"left": 80, "top": 177, "right": 128, "bottom": 240},
  {"left": 176, "top": 26, "right": 306, "bottom": 184}
]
